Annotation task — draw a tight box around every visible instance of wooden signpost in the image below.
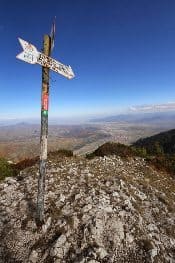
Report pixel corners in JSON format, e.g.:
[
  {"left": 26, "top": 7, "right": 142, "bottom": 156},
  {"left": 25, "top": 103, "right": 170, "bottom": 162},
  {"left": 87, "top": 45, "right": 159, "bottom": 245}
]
[{"left": 16, "top": 27, "right": 75, "bottom": 224}]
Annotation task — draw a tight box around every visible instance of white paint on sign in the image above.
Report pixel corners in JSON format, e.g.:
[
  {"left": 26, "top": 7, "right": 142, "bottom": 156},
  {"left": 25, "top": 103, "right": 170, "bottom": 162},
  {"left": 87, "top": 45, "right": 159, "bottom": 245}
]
[
  {"left": 16, "top": 38, "right": 39, "bottom": 64},
  {"left": 16, "top": 38, "right": 75, "bottom": 79}
]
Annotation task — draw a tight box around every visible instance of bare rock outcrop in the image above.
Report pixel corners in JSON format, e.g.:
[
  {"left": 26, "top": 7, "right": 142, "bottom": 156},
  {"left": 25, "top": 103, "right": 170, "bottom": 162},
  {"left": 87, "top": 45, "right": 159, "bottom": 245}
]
[{"left": 0, "top": 156, "right": 175, "bottom": 262}]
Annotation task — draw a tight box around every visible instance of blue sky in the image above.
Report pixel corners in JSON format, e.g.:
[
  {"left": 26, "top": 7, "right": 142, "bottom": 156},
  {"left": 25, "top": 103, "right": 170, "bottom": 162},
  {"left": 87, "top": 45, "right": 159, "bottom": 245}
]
[{"left": 1, "top": 0, "right": 175, "bottom": 120}]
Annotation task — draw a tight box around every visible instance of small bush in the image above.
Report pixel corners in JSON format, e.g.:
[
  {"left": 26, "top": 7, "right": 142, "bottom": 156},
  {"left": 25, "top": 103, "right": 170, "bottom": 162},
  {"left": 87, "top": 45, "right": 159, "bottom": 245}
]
[
  {"left": 14, "top": 157, "right": 39, "bottom": 172},
  {"left": 137, "top": 239, "right": 154, "bottom": 252},
  {"left": 131, "top": 146, "right": 147, "bottom": 158},
  {"left": 0, "top": 158, "right": 14, "bottom": 181},
  {"left": 48, "top": 149, "right": 73, "bottom": 158},
  {"left": 147, "top": 155, "right": 175, "bottom": 176},
  {"left": 86, "top": 142, "right": 135, "bottom": 158}
]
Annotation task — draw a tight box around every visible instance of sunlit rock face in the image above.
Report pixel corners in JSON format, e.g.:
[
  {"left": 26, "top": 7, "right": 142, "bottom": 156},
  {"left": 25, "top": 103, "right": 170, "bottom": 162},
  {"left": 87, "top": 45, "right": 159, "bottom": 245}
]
[{"left": 0, "top": 155, "right": 175, "bottom": 262}]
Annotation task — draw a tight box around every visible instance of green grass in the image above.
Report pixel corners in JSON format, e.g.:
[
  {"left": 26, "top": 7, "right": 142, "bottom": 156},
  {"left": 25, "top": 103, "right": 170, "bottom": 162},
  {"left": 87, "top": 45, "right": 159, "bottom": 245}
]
[{"left": 0, "top": 158, "right": 14, "bottom": 181}]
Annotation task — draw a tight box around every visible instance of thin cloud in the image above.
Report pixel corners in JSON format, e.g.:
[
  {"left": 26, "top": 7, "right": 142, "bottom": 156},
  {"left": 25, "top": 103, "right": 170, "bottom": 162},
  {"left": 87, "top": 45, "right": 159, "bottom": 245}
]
[{"left": 129, "top": 102, "right": 175, "bottom": 113}]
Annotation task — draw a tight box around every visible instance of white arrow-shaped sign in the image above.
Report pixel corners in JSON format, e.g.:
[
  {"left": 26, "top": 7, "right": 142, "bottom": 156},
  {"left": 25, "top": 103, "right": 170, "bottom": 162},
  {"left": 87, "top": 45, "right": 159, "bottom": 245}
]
[{"left": 16, "top": 38, "right": 75, "bottom": 79}]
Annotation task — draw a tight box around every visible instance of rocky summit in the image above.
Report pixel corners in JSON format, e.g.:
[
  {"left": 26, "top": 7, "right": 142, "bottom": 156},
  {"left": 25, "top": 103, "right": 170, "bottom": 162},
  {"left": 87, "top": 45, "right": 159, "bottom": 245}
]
[{"left": 0, "top": 156, "right": 175, "bottom": 263}]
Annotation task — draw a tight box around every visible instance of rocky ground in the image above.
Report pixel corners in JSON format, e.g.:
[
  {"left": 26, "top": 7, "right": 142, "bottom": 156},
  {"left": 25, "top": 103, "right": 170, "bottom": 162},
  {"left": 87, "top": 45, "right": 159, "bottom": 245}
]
[{"left": 0, "top": 155, "right": 175, "bottom": 263}]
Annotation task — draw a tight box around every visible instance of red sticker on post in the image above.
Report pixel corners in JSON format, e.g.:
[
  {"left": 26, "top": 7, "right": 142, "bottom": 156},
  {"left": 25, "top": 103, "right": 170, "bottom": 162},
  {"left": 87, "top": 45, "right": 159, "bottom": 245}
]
[{"left": 42, "top": 93, "right": 49, "bottom": 110}]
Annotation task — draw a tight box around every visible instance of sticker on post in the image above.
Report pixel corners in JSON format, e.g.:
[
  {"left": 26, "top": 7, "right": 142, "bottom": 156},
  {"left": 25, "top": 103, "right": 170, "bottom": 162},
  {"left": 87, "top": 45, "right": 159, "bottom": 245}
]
[
  {"left": 42, "top": 110, "right": 48, "bottom": 116},
  {"left": 42, "top": 94, "right": 49, "bottom": 111}
]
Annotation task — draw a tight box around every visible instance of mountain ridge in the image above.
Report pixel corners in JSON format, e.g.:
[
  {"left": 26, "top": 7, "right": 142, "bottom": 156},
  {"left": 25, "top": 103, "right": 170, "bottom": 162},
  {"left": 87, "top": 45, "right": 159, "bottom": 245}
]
[
  {"left": 133, "top": 128, "right": 175, "bottom": 155},
  {"left": 91, "top": 111, "right": 175, "bottom": 124}
]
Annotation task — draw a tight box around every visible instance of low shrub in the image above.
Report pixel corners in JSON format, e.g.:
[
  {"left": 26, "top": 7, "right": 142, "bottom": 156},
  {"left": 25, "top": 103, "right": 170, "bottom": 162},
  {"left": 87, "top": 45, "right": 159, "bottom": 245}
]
[
  {"left": 48, "top": 149, "right": 73, "bottom": 158},
  {"left": 146, "top": 155, "right": 175, "bottom": 176},
  {"left": 0, "top": 158, "right": 14, "bottom": 181},
  {"left": 86, "top": 142, "right": 134, "bottom": 158},
  {"left": 13, "top": 157, "right": 39, "bottom": 172}
]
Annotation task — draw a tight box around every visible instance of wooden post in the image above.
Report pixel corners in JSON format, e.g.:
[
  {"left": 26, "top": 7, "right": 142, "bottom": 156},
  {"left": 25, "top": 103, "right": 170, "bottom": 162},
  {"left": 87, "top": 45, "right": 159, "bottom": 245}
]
[{"left": 36, "top": 34, "right": 51, "bottom": 224}]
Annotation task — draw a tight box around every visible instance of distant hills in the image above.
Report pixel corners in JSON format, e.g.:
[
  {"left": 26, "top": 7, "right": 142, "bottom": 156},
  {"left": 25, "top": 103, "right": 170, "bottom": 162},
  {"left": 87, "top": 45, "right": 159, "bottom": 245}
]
[
  {"left": 83, "top": 127, "right": 175, "bottom": 176},
  {"left": 1, "top": 115, "right": 175, "bottom": 162},
  {"left": 87, "top": 128, "right": 175, "bottom": 175},
  {"left": 91, "top": 111, "right": 175, "bottom": 125},
  {"left": 86, "top": 129, "right": 175, "bottom": 158},
  {"left": 133, "top": 129, "right": 175, "bottom": 155},
  {"left": 1, "top": 127, "right": 175, "bottom": 179}
]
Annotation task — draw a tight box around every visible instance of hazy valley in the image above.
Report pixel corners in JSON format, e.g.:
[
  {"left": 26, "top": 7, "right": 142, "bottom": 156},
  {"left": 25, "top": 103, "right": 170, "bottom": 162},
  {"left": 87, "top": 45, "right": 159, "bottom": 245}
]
[{"left": 0, "top": 111, "right": 175, "bottom": 162}]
